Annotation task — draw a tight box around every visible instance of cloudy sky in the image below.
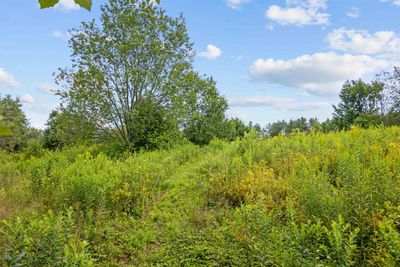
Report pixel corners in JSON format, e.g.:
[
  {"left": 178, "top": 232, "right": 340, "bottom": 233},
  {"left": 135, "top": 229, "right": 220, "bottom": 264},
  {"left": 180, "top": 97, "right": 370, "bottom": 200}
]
[{"left": 1, "top": 0, "right": 399, "bottom": 128}]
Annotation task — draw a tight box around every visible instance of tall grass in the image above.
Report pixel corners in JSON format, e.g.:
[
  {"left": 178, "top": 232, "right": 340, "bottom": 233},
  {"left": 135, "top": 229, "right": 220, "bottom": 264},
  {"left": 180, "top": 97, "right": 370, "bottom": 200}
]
[{"left": 1, "top": 127, "right": 400, "bottom": 265}]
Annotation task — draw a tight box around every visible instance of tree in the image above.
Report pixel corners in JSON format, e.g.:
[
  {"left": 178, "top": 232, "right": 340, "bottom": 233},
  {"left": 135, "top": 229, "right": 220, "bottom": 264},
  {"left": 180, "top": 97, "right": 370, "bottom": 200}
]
[
  {"left": 372, "top": 67, "right": 400, "bottom": 126},
  {"left": 333, "top": 80, "right": 385, "bottom": 130},
  {"left": 308, "top": 118, "right": 321, "bottom": 132},
  {"left": 266, "top": 120, "right": 288, "bottom": 137},
  {"left": 0, "top": 122, "right": 11, "bottom": 137},
  {"left": 380, "top": 67, "right": 400, "bottom": 113},
  {"left": 0, "top": 95, "right": 29, "bottom": 151},
  {"left": 42, "top": 109, "right": 95, "bottom": 149},
  {"left": 42, "top": 111, "right": 64, "bottom": 150},
  {"left": 127, "top": 97, "right": 181, "bottom": 150},
  {"left": 182, "top": 74, "right": 228, "bottom": 145},
  {"left": 220, "top": 118, "right": 250, "bottom": 141},
  {"left": 287, "top": 117, "right": 308, "bottom": 134},
  {"left": 320, "top": 119, "right": 338, "bottom": 133},
  {"left": 56, "top": 0, "right": 227, "bottom": 150}
]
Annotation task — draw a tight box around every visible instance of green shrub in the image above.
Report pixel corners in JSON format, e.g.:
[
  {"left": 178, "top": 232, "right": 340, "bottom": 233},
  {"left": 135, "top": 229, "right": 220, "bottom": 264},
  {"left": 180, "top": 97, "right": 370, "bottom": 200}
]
[{"left": 0, "top": 209, "right": 94, "bottom": 266}]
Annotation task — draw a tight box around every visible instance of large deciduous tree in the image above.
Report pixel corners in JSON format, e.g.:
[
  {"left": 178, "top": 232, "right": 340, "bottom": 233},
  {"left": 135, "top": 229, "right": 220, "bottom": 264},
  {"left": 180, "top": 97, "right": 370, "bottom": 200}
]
[{"left": 56, "top": 0, "right": 227, "bottom": 150}]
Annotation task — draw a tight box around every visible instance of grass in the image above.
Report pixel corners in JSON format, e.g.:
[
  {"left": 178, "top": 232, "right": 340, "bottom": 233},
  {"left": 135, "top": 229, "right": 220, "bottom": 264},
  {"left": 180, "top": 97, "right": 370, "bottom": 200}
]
[{"left": 1, "top": 127, "right": 400, "bottom": 266}]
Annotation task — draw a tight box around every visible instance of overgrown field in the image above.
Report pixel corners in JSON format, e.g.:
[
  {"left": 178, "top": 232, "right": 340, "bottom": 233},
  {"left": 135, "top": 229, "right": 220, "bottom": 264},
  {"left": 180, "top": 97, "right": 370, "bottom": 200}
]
[{"left": 1, "top": 127, "right": 400, "bottom": 266}]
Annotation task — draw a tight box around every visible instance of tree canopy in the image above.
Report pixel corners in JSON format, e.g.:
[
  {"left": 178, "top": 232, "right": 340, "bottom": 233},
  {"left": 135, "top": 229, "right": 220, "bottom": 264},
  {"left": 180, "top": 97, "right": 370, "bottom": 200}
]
[
  {"left": 0, "top": 95, "right": 29, "bottom": 151},
  {"left": 332, "top": 68, "right": 400, "bottom": 129},
  {"left": 37, "top": 0, "right": 400, "bottom": 151},
  {"left": 0, "top": 123, "right": 12, "bottom": 137},
  {"left": 56, "top": 0, "right": 228, "bottom": 150}
]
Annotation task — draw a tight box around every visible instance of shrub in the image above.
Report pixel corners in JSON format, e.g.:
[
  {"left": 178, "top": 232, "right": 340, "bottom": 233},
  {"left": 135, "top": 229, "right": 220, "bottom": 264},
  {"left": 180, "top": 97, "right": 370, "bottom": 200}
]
[{"left": 0, "top": 209, "right": 94, "bottom": 266}]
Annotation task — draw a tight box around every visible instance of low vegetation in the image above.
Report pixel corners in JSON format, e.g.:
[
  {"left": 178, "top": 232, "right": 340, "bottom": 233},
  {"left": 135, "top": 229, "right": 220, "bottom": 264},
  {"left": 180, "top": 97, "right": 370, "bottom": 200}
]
[
  {"left": 2, "top": 0, "right": 400, "bottom": 265},
  {"left": 1, "top": 127, "right": 400, "bottom": 265}
]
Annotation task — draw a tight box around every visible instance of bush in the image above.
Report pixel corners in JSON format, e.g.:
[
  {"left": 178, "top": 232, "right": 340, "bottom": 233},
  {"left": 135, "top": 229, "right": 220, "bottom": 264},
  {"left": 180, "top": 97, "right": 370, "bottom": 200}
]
[{"left": 0, "top": 209, "right": 94, "bottom": 266}]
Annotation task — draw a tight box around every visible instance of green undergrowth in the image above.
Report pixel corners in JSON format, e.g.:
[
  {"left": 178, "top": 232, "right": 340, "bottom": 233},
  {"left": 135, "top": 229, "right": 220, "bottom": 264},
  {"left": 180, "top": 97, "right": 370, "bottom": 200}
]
[{"left": 1, "top": 127, "right": 400, "bottom": 266}]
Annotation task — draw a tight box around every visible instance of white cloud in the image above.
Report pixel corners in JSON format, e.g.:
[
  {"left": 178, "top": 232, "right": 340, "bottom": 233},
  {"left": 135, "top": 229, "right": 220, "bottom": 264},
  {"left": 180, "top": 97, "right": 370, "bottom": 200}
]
[
  {"left": 38, "top": 83, "right": 59, "bottom": 94},
  {"left": 226, "top": 0, "right": 253, "bottom": 9},
  {"left": 380, "top": 0, "right": 400, "bottom": 6},
  {"left": 250, "top": 52, "right": 391, "bottom": 96},
  {"left": 20, "top": 94, "right": 35, "bottom": 104},
  {"left": 229, "top": 96, "right": 329, "bottom": 111},
  {"left": 328, "top": 28, "right": 400, "bottom": 56},
  {"left": 265, "top": 0, "right": 329, "bottom": 26},
  {"left": 0, "top": 68, "right": 21, "bottom": 89},
  {"left": 31, "top": 120, "right": 47, "bottom": 130},
  {"left": 198, "top": 44, "right": 222, "bottom": 59},
  {"left": 346, "top": 7, "right": 360, "bottom": 18}
]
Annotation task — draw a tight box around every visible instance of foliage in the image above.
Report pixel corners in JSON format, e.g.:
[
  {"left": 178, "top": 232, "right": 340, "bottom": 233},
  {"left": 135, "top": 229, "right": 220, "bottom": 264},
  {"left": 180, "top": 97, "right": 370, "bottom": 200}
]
[
  {"left": 379, "top": 66, "right": 400, "bottom": 113},
  {"left": 0, "top": 95, "right": 29, "bottom": 152},
  {"left": 127, "top": 96, "right": 182, "bottom": 150},
  {"left": 218, "top": 117, "right": 251, "bottom": 142},
  {"left": 1, "top": 209, "right": 94, "bottom": 266},
  {"left": 333, "top": 79, "right": 385, "bottom": 129},
  {"left": 0, "top": 123, "right": 11, "bottom": 137},
  {"left": 1, "top": 127, "right": 400, "bottom": 265},
  {"left": 265, "top": 117, "right": 324, "bottom": 137},
  {"left": 182, "top": 75, "right": 228, "bottom": 145},
  {"left": 42, "top": 110, "right": 96, "bottom": 150},
  {"left": 55, "top": 0, "right": 227, "bottom": 150},
  {"left": 10, "top": 1, "right": 400, "bottom": 264},
  {"left": 38, "top": 0, "right": 162, "bottom": 11},
  {"left": 39, "top": 0, "right": 93, "bottom": 11}
]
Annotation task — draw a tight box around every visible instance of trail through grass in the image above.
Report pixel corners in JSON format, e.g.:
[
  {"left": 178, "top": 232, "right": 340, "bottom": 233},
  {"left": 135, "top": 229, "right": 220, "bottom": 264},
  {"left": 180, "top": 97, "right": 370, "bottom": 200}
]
[
  {"left": 136, "top": 145, "right": 224, "bottom": 265},
  {"left": 2, "top": 128, "right": 400, "bottom": 266}
]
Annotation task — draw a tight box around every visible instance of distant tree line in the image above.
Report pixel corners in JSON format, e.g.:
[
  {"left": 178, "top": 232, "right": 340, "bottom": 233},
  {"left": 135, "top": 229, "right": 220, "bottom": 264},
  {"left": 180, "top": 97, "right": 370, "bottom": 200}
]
[
  {"left": 259, "top": 68, "right": 400, "bottom": 138},
  {"left": 1, "top": 66, "right": 399, "bottom": 153},
  {"left": 1, "top": 0, "right": 399, "bottom": 153}
]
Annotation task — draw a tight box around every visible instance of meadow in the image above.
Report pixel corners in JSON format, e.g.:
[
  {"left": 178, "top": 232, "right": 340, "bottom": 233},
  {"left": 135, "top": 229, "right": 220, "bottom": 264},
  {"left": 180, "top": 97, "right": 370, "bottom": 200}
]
[{"left": 1, "top": 127, "right": 400, "bottom": 266}]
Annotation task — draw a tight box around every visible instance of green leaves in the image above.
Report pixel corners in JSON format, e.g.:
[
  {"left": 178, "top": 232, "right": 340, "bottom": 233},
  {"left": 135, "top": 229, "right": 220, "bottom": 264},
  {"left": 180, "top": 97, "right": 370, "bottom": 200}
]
[
  {"left": 38, "top": 0, "right": 59, "bottom": 9},
  {"left": 38, "top": 0, "right": 92, "bottom": 11},
  {"left": 56, "top": 0, "right": 195, "bottom": 150},
  {"left": 38, "top": 0, "right": 162, "bottom": 11},
  {"left": 0, "top": 124, "right": 11, "bottom": 137},
  {"left": 74, "top": 0, "right": 92, "bottom": 11},
  {"left": 0, "top": 96, "right": 28, "bottom": 151}
]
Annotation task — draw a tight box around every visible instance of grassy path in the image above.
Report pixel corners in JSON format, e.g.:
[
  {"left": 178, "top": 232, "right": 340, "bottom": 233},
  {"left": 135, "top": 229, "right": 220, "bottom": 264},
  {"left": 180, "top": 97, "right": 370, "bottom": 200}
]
[{"left": 136, "top": 146, "right": 223, "bottom": 265}]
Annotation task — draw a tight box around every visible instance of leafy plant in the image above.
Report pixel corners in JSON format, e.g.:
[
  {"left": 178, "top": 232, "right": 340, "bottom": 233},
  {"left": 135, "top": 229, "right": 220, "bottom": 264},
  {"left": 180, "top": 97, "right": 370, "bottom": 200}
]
[{"left": 38, "top": 0, "right": 92, "bottom": 11}]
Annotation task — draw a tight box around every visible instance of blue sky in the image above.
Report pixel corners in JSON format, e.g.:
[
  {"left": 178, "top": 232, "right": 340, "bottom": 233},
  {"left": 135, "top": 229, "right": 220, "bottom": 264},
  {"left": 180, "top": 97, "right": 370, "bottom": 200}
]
[{"left": 0, "top": 0, "right": 399, "bottom": 128}]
